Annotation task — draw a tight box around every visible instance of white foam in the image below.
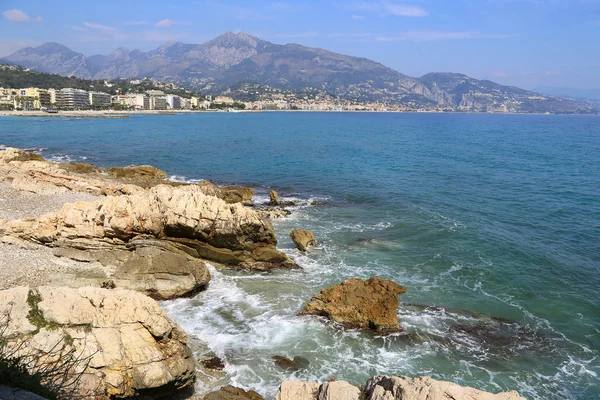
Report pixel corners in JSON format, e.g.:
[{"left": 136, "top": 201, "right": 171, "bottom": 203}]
[{"left": 167, "top": 175, "right": 206, "bottom": 184}]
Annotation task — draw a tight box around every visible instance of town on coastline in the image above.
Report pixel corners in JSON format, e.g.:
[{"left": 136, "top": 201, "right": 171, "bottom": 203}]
[{"left": 0, "top": 65, "right": 509, "bottom": 113}]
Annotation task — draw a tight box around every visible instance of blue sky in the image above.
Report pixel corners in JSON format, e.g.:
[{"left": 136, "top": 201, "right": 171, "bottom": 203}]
[{"left": 1, "top": 0, "right": 599, "bottom": 89}]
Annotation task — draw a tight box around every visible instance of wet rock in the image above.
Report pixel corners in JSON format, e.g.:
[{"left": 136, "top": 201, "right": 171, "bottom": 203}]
[
  {"left": 301, "top": 276, "right": 406, "bottom": 333},
  {"left": 204, "top": 385, "right": 264, "bottom": 400},
  {"left": 270, "top": 189, "right": 281, "bottom": 205},
  {"left": 272, "top": 355, "right": 310, "bottom": 371},
  {"left": 257, "top": 208, "right": 292, "bottom": 220},
  {"left": 0, "top": 286, "right": 196, "bottom": 399},
  {"left": 290, "top": 229, "right": 316, "bottom": 252},
  {"left": 364, "top": 375, "right": 525, "bottom": 400},
  {"left": 201, "top": 356, "right": 225, "bottom": 371}
]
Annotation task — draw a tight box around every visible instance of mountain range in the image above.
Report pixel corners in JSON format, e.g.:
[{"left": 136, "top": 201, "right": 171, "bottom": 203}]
[{"left": 2, "top": 32, "right": 596, "bottom": 113}]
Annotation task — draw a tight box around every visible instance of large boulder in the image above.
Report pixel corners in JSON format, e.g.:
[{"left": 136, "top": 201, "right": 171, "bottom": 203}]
[
  {"left": 0, "top": 286, "right": 196, "bottom": 399},
  {"left": 290, "top": 229, "right": 316, "bottom": 252},
  {"left": 0, "top": 184, "right": 292, "bottom": 270},
  {"left": 275, "top": 381, "right": 360, "bottom": 400},
  {"left": 301, "top": 277, "right": 406, "bottom": 333},
  {"left": 204, "top": 385, "right": 265, "bottom": 400},
  {"left": 364, "top": 376, "right": 525, "bottom": 400},
  {"left": 51, "top": 238, "right": 210, "bottom": 300}
]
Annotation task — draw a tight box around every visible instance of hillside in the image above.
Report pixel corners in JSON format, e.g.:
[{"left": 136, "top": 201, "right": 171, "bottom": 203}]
[
  {"left": 0, "top": 65, "right": 203, "bottom": 98},
  {"left": 4, "top": 32, "right": 597, "bottom": 113}
]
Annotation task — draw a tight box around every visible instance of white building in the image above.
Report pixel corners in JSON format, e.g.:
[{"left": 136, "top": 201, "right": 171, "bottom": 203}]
[{"left": 166, "top": 94, "right": 181, "bottom": 110}]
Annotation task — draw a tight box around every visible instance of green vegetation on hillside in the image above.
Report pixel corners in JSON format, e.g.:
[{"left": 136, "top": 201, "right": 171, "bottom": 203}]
[{"left": 0, "top": 65, "right": 204, "bottom": 98}]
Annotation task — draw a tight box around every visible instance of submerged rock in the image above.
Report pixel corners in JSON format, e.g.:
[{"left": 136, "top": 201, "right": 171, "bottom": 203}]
[
  {"left": 201, "top": 356, "right": 225, "bottom": 371},
  {"left": 301, "top": 276, "right": 406, "bottom": 333},
  {"left": 364, "top": 375, "right": 525, "bottom": 400},
  {"left": 0, "top": 286, "right": 196, "bottom": 399},
  {"left": 204, "top": 385, "right": 264, "bottom": 400},
  {"left": 272, "top": 355, "right": 310, "bottom": 371},
  {"left": 290, "top": 229, "right": 316, "bottom": 252}
]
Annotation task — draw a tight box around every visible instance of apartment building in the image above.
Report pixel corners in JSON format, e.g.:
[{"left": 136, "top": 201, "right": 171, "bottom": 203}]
[{"left": 55, "top": 88, "right": 90, "bottom": 110}]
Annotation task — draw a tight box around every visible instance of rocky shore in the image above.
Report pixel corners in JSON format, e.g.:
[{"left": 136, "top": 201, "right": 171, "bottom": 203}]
[{"left": 0, "top": 146, "right": 526, "bottom": 399}]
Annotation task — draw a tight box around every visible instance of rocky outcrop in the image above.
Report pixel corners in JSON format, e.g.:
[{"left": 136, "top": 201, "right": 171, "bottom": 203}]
[
  {"left": 301, "top": 277, "right": 406, "bottom": 333},
  {"left": 0, "top": 286, "right": 196, "bottom": 399},
  {"left": 275, "top": 377, "right": 524, "bottom": 400},
  {"left": 364, "top": 376, "right": 525, "bottom": 400},
  {"left": 1, "top": 148, "right": 255, "bottom": 203},
  {"left": 204, "top": 385, "right": 265, "bottom": 400},
  {"left": 51, "top": 237, "right": 210, "bottom": 300},
  {"left": 0, "top": 184, "right": 292, "bottom": 270},
  {"left": 290, "top": 229, "right": 316, "bottom": 252},
  {"left": 275, "top": 381, "right": 360, "bottom": 400}
]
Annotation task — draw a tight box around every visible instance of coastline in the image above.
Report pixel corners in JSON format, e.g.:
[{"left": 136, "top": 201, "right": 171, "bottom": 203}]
[
  {"left": 0, "top": 144, "right": 531, "bottom": 399},
  {"left": 1, "top": 109, "right": 597, "bottom": 119}
]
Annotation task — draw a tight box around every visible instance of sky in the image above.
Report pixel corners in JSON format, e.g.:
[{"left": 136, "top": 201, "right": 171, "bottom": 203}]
[{"left": 1, "top": 0, "right": 599, "bottom": 90}]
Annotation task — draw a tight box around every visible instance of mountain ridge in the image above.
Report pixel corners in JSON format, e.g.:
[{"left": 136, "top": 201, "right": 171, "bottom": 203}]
[{"left": 4, "top": 32, "right": 596, "bottom": 113}]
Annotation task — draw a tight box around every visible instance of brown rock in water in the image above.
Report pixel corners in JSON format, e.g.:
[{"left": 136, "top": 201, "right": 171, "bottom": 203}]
[
  {"left": 0, "top": 286, "right": 196, "bottom": 399},
  {"left": 301, "top": 276, "right": 406, "bottom": 333},
  {"left": 201, "top": 356, "right": 225, "bottom": 371},
  {"left": 364, "top": 376, "right": 525, "bottom": 400},
  {"left": 290, "top": 229, "right": 316, "bottom": 252},
  {"left": 270, "top": 189, "right": 281, "bottom": 205},
  {"left": 272, "top": 355, "right": 310, "bottom": 371},
  {"left": 204, "top": 385, "right": 264, "bottom": 400}
]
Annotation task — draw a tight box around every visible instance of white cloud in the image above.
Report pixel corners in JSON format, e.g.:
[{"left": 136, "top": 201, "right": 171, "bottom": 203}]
[
  {"left": 382, "top": 2, "right": 428, "bottom": 17},
  {"left": 156, "top": 19, "right": 174, "bottom": 28},
  {"left": 2, "top": 9, "right": 42, "bottom": 22},
  {"left": 83, "top": 21, "right": 116, "bottom": 31},
  {"left": 70, "top": 25, "right": 86, "bottom": 32},
  {"left": 374, "top": 31, "right": 516, "bottom": 41},
  {"left": 124, "top": 21, "right": 147, "bottom": 26},
  {"left": 277, "top": 30, "right": 516, "bottom": 42},
  {"left": 339, "top": 1, "right": 428, "bottom": 17},
  {"left": 352, "top": 15, "right": 365, "bottom": 20}
]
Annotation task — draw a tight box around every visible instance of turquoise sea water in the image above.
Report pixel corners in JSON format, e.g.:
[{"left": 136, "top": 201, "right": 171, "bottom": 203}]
[{"left": 1, "top": 113, "right": 599, "bottom": 399}]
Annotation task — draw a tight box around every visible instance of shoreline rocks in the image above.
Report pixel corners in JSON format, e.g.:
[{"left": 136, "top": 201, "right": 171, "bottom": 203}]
[
  {"left": 0, "top": 286, "right": 196, "bottom": 399},
  {"left": 275, "top": 376, "right": 525, "bottom": 400},
  {"left": 0, "top": 184, "right": 293, "bottom": 272},
  {"left": 301, "top": 276, "right": 407, "bottom": 333}
]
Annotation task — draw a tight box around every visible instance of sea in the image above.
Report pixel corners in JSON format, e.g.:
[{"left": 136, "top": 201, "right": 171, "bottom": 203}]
[{"left": 0, "top": 112, "right": 599, "bottom": 399}]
